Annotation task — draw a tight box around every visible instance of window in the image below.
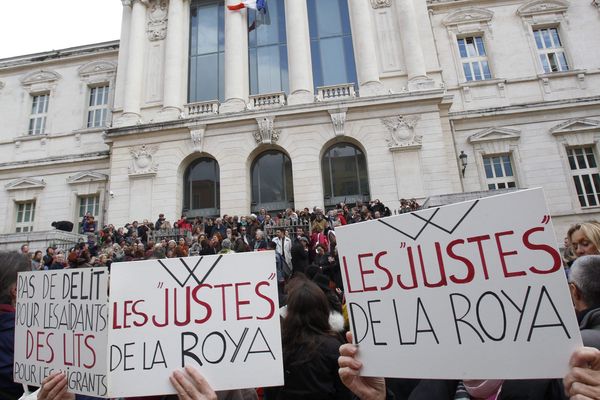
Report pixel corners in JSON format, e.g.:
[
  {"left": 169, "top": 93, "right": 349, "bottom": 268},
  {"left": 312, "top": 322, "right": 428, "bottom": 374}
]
[
  {"left": 308, "top": 0, "right": 357, "bottom": 89},
  {"left": 189, "top": 1, "right": 225, "bottom": 102},
  {"left": 248, "top": 0, "right": 288, "bottom": 95},
  {"left": 184, "top": 158, "right": 220, "bottom": 215},
  {"left": 483, "top": 154, "right": 517, "bottom": 190},
  {"left": 15, "top": 201, "right": 35, "bottom": 233},
  {"left": 78, "top": 195, "right": 100, "bottom": 232},
  {"left": 567, "top": 147, "right": 600, "bottom": 207},
  {"left": 251, "top": 151, "right": 293, "bottom": 212},
  {"left": 457, "top": 36, "right": 492, "bottom": 81},
  {"left": 322, "top": 143, "right": 369, "bottom": 206},
  {"left": 533, "top": 27, "right": 568, "bottom": 73},
  {"left": 29, "top": 94, "right": 49, "bottom": 135},
  {"left": 87, "top": 85, "right": 110, "bottom": 128}
]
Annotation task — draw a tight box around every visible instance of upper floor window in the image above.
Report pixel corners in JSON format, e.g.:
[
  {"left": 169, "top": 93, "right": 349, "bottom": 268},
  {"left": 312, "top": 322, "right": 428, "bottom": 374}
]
[
  {"left": 457, "top": 36, "right": 492, "bottom": 81},
  {"left": 78, "top": 195, "right": 100, "bottom": 232},
  {"left": 29, "top": 94, "right": 49, "bottom": 135},
  {"left": 248, "top": 0, "right": 288, "bottom": 95},
  {"left": 16, "top": 201, "right": 35, "bottom": 233},
  {"left": 87, "top": 85, "right": 110, "bottom": 128},
  {"left": 534, "top": 27, "right": 568, "bottom": 73},
  {"left": 567, "top": 146, "right": 600, "bottom": 207},
  {"left": 189, "top": 0, "right": 225, "bottom": 102},
  {"left": 307, "top": 0, "right": 357, "bottom": 89},
  {"left": 483, "top": 154, "right": 516, "bottom": 190}
]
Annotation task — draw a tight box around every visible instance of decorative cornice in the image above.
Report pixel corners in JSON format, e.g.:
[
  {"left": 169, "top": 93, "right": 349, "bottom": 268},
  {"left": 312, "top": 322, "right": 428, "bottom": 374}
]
[
  {"left": 370, "top": 0, "right": 391, "bottom": 8},
  {"left": 20, "top": 70, "right": 61, "bottom": 86},
  {"left": 6, "top": 177, "right": 46, "bottom": 191},
  {"left": 66, "top": 171, "right": 109, "bottom": 185},
  {"left": 517, "top": 0, "right": 569, "bottom": 17},
  {"left": 78, "top": 60, "right": 117, "bottom": 77},
  {"left": 469, "top": 127, "right": 521, "bottom": 143},
  {"left": 443, "top": 7, "right": 494, "bottom": 26},
  {"left": 381, "top": 115, "right": 422, "bottom": 151},
  {"left": 254, "top": 116, "right": 280, "bottom": 145},
  {"left": 550, "top": 118, "right": 600, "bottom": 135}
]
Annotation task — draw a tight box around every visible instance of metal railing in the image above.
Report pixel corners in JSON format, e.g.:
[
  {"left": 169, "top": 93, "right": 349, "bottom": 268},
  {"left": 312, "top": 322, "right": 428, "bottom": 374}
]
[{"left": 149, "top": 228, "right": 192, "bottom": 243}]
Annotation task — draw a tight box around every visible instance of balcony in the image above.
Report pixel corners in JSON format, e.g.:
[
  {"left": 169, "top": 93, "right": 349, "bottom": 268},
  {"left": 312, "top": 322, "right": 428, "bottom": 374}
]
[
  {"left": 248, "top": 92, "right": 286, "bottom": 110},
  {"left": 317, "top": 83, "right": 356, "bottom": 101},
  {"left": 186, "top": 100, "right": 219, "bottom": 116}
]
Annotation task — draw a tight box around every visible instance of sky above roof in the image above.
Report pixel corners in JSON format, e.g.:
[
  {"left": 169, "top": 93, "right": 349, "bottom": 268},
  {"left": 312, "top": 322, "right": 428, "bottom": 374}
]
[{"left": 1, "top": 1, "right": 123, "bottom": 59}]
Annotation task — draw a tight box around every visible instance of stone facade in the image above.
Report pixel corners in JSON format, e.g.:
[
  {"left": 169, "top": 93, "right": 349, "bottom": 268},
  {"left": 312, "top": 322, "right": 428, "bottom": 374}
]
[{"left": 0, "top": 0, "right": 599, "bottom": 243}]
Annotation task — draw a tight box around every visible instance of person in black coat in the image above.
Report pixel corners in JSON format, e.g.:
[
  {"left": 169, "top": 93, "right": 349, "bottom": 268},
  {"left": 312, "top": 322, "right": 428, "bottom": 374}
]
[{"left": 291, "top": 236, "right": 310, "bottom": 276}]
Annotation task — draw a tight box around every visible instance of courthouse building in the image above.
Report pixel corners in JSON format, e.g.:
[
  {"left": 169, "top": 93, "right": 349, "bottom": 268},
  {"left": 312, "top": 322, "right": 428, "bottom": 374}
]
[{"left": 0, "top": 0, "right": 599, "bottom": 244}]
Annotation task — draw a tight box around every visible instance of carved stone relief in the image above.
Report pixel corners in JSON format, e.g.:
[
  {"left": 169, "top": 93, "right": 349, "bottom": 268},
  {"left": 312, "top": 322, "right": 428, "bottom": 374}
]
[
  {"left": 329, "top": 108, "right": 347, "bottom": 137},
  {"left": 254, "top": 116, "right": 280, "bottom": 145},
  {"left": 189, "top": 125, "right": 206, "bottom": 153},
  {"left": 129, "top": 144, "right": 159, "bottom": 176},
  {"left": 370, "top": 0, "right": 391, "bottom": 8},
  {"left": 147, "top": 0, "right": 168, "bottom": 41},
  {"left": 381, "top": 115, "right": 422, "bottom": 151}
]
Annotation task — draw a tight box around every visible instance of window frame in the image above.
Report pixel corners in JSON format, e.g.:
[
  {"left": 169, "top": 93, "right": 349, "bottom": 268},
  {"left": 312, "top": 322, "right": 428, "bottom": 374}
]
[
  {"left": 28, "top": 93, "right": 49, "bottom": 135},
  {"left": 87, "top": 85, "right": 110, "bottom": 128},
  {"left": 456, "top": 34, "right": 493, "bottom": 82},
  {"left": 532, "top": 26, "right": 570, "bottom": 74},
  {"left": 482, "top": 153, "right": 517, "bottom": 190},
  {"left": 15, "top": 201, "right": 36, "bottom": 233},
  {"left": 566, "top": 145, "right": 600, "bottom": 208}
]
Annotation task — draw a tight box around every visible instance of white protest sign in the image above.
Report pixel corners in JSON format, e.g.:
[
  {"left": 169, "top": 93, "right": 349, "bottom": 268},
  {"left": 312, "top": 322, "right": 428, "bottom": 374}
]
[
  {"left": 336, "top": 188, "right": 582, "bottom": 379},
  {"left": 107, "top": 251, "right": 283, "bottom": 398},
  {"left": 14, "top": 268, "right": 109, "bottom": 397}
]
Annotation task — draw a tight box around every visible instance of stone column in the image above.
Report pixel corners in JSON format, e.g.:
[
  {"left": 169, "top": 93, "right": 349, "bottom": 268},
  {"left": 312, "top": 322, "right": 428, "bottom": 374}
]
[
  {"left": 120, "top": 0, "right": 148, "bottom": 123},
  {"left": 114, "top": 0, "right": 133, "bottom": 111},
  {"left": 348, "top": 0, "right": 384, "bottom": 96},
  {"left": 159, "top": 0, "right": 186, "bottom": 120},
  {"left": 284, "top": 0, "right": 314, "bottom": 105},
  {"left": 395, "top": 0, "right": 433, "bottom": 90},
  {"left": 221, "top": 0, "right": 249, "bottom": 113}
]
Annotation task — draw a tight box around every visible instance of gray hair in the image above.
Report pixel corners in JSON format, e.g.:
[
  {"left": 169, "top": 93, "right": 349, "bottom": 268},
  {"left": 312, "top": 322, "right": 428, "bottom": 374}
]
[
  {"left": 570, "top": 255, "right": 600, "bottom": 308},
  {"left": 221, "top": 238, "right": 232, "bottom": 249},
  {"left": 0, "top": 252, "right": 32, "bottom": 305}
]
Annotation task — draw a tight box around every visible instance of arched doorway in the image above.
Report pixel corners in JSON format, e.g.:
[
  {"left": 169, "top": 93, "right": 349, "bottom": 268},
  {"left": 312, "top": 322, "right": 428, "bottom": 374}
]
[
  {"left": 251, "top": 150, "right": 294, "bottom": 212},
  {"left": 322, "top": 142, "right": 369, "bottom": 207}
]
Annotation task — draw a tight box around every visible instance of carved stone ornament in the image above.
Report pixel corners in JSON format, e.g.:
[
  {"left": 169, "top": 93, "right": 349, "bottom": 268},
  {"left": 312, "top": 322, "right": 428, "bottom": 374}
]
[
  {"left": 370, "top": 0, "right": 391, "bottom": 8},
  {"left": 129, "top": 144, "right": 159, "bottom": 177},
  {"left": 189, "top": 125, "right": 206, "bottom": 153},
  {"left": 254, "top": 116, "right": 280, "bottom": 145},
  {"left": 147, "top": 0, "right": 168, "bottom": 41},
  {"left": 381, "top": 115, "right": 422, "bottom": 151},
  {"left": 329, "top": 108, "right": 347, "bottom": 137}
]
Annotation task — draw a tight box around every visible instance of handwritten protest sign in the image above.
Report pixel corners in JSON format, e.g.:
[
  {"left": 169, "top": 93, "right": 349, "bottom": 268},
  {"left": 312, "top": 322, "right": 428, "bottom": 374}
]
[
  {"left": 14, "top": 268, "right": 109, "bottom": 397},
  {"left": 107, "top": 251, "right": 283, "bottom": 397},
  {"left": 336, "top": 188, "right": 582, "bottom": 379}
]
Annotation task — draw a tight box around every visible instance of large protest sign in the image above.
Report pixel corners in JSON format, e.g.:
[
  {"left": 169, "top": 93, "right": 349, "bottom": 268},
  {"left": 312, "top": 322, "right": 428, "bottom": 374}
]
[
  {"left": 107, "top": 251, "right": 283, "bottom": 398},
  {"left": 336, "top": 188, "right": 582, "bottom": 379},
  {"left": 14, "top": 268, "right": 109, "bottom": 397}
]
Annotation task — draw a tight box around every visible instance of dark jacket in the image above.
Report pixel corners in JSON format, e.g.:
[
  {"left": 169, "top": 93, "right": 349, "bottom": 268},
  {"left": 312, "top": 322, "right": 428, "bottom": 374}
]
[
  {"left": 579, "top": 307, "right": 600, "bottom": 349},
  {"left": 266, "top": 335, "right": 351, "bottom": 400},
  {"left": 0, "top": 306, "right": 24, "bottom": 400}
]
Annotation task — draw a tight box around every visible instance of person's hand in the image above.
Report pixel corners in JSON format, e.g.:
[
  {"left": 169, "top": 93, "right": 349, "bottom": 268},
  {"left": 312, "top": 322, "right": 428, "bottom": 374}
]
[
  {"left": 170, "top": 366, "right": 218, "bottom": 400},
  {"left": 564, "top": 346, "right": 600, "bottom": 399},
  {"left": 38, "top": 372, "right": 75, "bottom": 400},
  {"left": 338, "top": 331, "right": 386, "bottom": 400}
]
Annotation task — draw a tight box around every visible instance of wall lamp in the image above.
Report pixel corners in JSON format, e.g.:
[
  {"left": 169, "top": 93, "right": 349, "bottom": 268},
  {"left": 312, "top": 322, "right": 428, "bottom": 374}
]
[{"left": 459, "top": 150, "right": 468, "bottom": 177}]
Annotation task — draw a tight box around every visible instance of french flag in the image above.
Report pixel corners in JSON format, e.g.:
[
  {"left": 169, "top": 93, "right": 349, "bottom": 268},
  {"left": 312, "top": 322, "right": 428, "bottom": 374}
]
[{"left": 227, "top": 0, "right": 266, "bottom": 11}]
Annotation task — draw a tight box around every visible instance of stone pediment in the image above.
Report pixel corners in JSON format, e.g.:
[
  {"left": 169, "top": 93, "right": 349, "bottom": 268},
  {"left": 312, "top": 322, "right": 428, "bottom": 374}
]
[
  {"left": 550, "top": 118, "right": 600, "bottom": 135},
  {"left": 67, "top": 171, "right": 109, "bottom": 184},
  {"left": 443, "top": 7, "right": 494, "bottom": 26},
  {"left": 468, "top": 127, "right": 521, "bottom": 143},
  {"left": 78, "top": 60, "right": 117, "bottom": 77},
  {"left": 517, "top": 0, "right": 569, "bottom": 16},
  {"left": 5, "top": 177, "right": 46, "bottom": 191},
  {"left": 20, "top": 70, "right": 61, "bottom": 86}
]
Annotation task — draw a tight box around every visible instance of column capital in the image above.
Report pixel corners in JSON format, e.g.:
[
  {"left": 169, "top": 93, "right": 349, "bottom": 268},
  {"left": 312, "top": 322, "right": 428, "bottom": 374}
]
[{"left": 121, "top": 0, "right": 132, "bottom": 6}]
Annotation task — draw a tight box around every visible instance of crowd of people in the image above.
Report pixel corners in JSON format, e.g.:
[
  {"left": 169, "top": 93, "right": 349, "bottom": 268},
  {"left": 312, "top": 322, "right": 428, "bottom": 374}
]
[{"left": 5, "top": 206, "right": 600, "bottom": 400}]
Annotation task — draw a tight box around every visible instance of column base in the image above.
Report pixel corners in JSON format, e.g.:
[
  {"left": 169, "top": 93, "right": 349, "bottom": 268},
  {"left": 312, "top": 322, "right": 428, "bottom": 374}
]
[
  {"left": 154, "top": 107, "right": 183, "bottom": 122},
  {"left": 407, "top": 77, "right": 436, "bottom": 91},
  {"left": 287, "top": 90, "right": 315, "bottom": 105},
  {"left": 113, "top": 112, "right": 142, "bottom": 127},
  {"left": 220, "top": 98, "right": 247, "bottom": 114},
  {"left": 359, "top": 81, "right": 386, "bottom": 97}
]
